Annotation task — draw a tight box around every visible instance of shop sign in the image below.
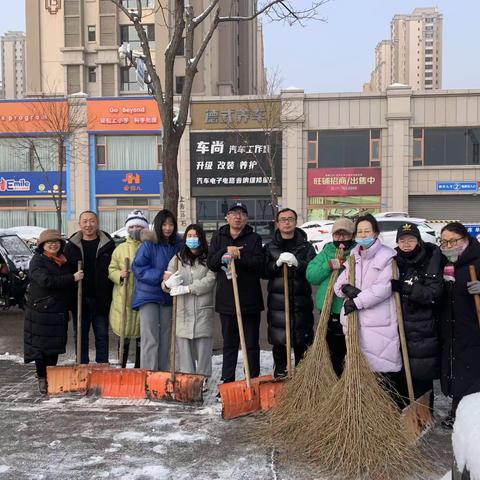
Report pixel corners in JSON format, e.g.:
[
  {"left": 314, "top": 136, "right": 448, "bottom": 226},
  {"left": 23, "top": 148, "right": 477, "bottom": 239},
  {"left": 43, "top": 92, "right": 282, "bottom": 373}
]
[
  {"left": 96, "top": 170, "right": 163, "bottom": 197},
  {"left": 0, "top": 171, "right": 66, "bottom": 198},
  {"left": 465, "top": 224, "right": 480, "bottom": 242},
  {"left": 0, "top": 99, "right": 68, "bottom": 134},
  {"left": 436, "top": 181, "right": 479, "bottom": 192},
  {"left": 87, "top": 98, "right": 162, "bottom": 132},
  {"left": 190, "top": 131, "right": 282, "bottom": 196},
  {"left": 307, "top": 168, "right": 381, "bottom": 196}
]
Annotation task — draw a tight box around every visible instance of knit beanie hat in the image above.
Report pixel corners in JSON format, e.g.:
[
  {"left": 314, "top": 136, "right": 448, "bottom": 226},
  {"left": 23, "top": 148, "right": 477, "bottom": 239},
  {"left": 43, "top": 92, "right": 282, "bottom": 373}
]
[{"left": 125, "top": 210, "right": 149, "bottom": 229}]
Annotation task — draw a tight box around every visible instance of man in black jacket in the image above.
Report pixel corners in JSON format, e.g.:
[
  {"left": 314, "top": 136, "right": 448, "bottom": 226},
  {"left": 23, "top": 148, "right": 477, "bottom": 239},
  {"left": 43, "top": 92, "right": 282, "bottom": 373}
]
[
  {"left": 65, "top": 211, "right": 115, "bottom": 364},
  {"left": 207, "top": 202, "right": 264, "bottom": 384},
  {"left": 263, "top": 208, "right": 315, "bottom": 378}
]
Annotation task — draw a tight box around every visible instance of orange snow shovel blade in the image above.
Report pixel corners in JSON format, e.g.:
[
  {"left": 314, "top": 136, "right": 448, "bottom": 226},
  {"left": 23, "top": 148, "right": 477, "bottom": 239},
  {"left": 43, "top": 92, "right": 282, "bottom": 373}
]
[
  {"left": 401, "top": 390, "right": 434, "bottom": 441},
  {"left": 88, "top": 368, "right": 147, "bottom": 399},
  {"left": 219, "top": 374, "right": 273, "bottom": 420},
  {"left": 258, "top": 377, "right": 286, "bottom": 411},
  {"left": 47, "top": 363, "right": 111, "bottom": 395},
  {"left": 146, "top": 371, "right": 205, "bottom": 404}
]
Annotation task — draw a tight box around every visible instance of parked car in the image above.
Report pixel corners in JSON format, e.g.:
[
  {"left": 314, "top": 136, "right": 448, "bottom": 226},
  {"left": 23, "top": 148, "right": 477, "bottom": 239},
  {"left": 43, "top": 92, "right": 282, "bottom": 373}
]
[{"left": 0, "top": 234, "right": 32, "bottom": 308}]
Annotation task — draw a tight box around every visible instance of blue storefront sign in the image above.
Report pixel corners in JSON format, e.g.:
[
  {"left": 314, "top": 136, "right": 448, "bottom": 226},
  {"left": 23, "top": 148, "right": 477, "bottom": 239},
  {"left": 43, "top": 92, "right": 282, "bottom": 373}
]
[
  {"left": 436, "top": 181, "right": 479, "bottom": 192},
  {"left": 96, "top": 170, "right": 163, "bottom": 197},
  {"left": 0, "top": 171, "right": 66, "bottom": 198},
  {"left": 465, "top": 224, "right": 480, "bottom": 239}
]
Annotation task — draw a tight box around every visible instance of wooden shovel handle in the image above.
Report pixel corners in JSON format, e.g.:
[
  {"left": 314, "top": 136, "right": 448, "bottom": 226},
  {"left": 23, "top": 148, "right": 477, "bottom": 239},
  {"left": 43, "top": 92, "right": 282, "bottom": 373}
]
[
  {"left": 170, "top": 256, "right": 179, "bottom": 384},
  {"left": 283, "top": 264, "right": 292, "bottom": 377},
  {"left": 468, "top": 265, "right": 480, "bottom": 327},
  {"left": 76, "top": 260, "right": 83, "bottom": 364},
  {"left": 119, "top": 257, "right": 130, "bottom": 366},
  {"left": 231, "top": 259, "right": 252, "bottom": 388},
  {"left": 392, "top": 260, "right": 415, "bottom": 403}
]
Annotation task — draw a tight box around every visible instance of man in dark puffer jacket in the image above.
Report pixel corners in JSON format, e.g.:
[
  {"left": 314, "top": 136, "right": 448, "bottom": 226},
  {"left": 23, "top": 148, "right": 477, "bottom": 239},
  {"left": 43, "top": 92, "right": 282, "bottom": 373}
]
[{"left": 263, "top": 208, "right": 315, "bottom": 378}]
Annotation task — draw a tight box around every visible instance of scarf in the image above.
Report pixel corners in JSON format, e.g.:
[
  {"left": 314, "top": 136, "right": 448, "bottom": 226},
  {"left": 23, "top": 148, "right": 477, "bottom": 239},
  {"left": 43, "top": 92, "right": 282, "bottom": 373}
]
[{"left": 43, "top": 250, "right": 67, "bottom": 267}]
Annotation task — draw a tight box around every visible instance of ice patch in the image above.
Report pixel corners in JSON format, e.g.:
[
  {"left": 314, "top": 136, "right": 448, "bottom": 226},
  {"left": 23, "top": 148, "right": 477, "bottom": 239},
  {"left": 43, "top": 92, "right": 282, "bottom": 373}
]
[
  {"left": 148, "top": 417, "right": 182, "bottom": 428},
  {"left": 152, "top": 444, "right": 167, "bottom": 454},
  {"left": 452, "top": 392, "right": 480, "bottom": 479},
  {"left": 438, "top": 472, "right": 451, "bottom": 480},
  {"left": 110, "top": 465, "right": 170, "bottom": 479},
  {"left": 0, "top": 466, "right": 10, "bottom": 473},
  {"left": 114, "top": 430, "right": 208, "bottom": 444},
  {"left": 162, "top": 431, "right": 208, "bottom": 443},
  {"left": 0, "top": 353, "right": 24, "bottom": 363}
]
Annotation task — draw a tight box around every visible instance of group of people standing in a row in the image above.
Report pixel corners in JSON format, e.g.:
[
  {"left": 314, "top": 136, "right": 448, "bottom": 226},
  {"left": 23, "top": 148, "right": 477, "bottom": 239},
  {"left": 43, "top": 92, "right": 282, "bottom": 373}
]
[{"left": 24, "top": 203, "right": 480, "bottom": 428}]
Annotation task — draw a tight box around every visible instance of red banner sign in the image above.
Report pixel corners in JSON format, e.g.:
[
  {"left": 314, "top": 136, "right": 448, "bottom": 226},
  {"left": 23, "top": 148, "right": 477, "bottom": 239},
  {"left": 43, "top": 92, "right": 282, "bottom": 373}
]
[{"left": 307, "top": 168, "right": 381, "bottom": 196}]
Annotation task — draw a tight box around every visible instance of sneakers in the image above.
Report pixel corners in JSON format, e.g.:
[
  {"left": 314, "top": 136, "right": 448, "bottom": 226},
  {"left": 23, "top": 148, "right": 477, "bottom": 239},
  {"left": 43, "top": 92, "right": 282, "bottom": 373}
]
[
  {"left": 441, "top": 414, "right": 455, "bottom": 430},
  {"left": 273, "top": 368, "right": 287, "bottom": 379},
  {"left": 38, "top": 377, "right": 47, "bottom": 395}
]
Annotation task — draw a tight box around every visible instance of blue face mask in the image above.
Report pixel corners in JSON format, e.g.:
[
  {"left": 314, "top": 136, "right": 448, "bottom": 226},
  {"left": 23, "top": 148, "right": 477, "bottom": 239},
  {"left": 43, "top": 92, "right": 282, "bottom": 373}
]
[
  {"left": 355, "top": 236, "right": 376, "bottom": 248},
  {"left": 186, "top": 237, "right": 200, "bottom": 249}
]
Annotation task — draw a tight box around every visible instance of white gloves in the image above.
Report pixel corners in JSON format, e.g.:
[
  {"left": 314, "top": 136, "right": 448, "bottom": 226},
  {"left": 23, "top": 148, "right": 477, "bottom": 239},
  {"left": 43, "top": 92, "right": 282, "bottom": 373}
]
[
  {"left": 165, "top": 271, "right": 183, "bottom": 288},
  {"left": 276, "top": 252, "right": 298, "bottom": 268},
  {"left": 170, "top": 285, "right": 190, "bottom": 296}
]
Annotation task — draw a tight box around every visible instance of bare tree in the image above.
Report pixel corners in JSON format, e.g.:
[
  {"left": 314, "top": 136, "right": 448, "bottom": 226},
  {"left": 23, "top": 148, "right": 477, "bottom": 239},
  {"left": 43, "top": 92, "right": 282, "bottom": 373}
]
[
  {"left": 110, "top": 0, "right": 327, "bottom": 217},
  {"left": 7, "top": 98, "right": 86, "bottom": 232}
]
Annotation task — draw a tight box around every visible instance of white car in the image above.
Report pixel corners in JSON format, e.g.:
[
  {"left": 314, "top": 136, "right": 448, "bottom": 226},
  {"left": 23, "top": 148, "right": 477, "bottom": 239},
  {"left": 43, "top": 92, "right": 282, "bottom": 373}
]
[
  {"left": 306, "top": 216, "right": 437, "bottom": 253},
  {"left": 299, "top": 221, "right": 335, "bottom": 253}
]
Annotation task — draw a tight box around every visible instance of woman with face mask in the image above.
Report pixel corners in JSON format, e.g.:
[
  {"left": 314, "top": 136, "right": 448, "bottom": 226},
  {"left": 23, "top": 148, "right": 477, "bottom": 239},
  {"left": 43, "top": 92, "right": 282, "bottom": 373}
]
[
  {"left": 306, "top": 217, "right": 356, "bottom": 376},
  {"left": 334, "top": 214, "right": 403, "bottom": 399},
  {"left": 438, "top": 222, "right": 480, "bottom": 429},
  {"left": 392, "top": 223, "right": 443, "bottom": 409},
  {"left": 162, "top": 224, "right": 216, "bottom": 386},
  {"left": 108, "top": 210, "right": 149, "bottom": 368}
]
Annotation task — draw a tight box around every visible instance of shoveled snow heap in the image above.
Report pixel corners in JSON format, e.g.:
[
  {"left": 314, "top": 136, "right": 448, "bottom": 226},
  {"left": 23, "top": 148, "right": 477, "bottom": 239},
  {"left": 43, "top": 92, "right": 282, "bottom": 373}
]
[{"left": 452, "top": 392, "right": 480, "bottom": 479}]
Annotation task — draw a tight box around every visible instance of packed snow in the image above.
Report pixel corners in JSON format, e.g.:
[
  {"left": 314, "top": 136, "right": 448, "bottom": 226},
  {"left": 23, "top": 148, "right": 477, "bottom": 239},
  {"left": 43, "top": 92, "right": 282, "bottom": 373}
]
[{"left": 452, "top": 392, "right": 480, "bottom": 479}]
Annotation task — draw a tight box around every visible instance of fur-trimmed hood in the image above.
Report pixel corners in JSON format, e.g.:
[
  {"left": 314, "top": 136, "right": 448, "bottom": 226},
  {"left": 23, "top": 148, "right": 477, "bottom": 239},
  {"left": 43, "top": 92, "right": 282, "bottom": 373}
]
[{"left": 139, "top": 229, "right": 182, "bottom": 247}]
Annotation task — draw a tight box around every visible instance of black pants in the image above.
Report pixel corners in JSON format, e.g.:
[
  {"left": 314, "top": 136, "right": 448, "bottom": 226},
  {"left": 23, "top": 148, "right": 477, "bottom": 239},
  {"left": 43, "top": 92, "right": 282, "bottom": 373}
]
[
  {"left": 35, "top": 354, "right": 59, "bottom": 378},
  {"left": 272, "top": 343, "right": 308, "bottom": 375},
  {"left": 220, "top": 312, "right": 261, "bottom": 382},
  {"left": 118, "top": 338, "right": 141, "bottom": 368},
  {"left": 326, "top": 315, "right": 347, "bottom": 377}
]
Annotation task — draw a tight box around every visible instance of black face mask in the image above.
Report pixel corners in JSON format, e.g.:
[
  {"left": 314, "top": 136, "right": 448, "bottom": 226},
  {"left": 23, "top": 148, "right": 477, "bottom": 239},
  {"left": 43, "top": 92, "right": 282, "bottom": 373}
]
[
  {"left": 397, "top": 244, "right": 421, "bottom": 259},
  {"left": 333, "top": 239, "right": 355, "bottom": 250}
]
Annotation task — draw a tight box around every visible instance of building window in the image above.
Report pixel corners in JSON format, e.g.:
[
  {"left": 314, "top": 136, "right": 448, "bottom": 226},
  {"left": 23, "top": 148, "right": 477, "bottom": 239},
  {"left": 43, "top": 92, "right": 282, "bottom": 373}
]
[
  {"left": 425, "top": 65, "right": 433, "bottom": 71},
  {"left": 120, "top": 66, "right": 147, "bottom": 91},
  {"left": 425, "top": 17, "right": 434, "bottom": 23},
  {"left": 88, "top": 25, "right": 96, "bottom": 42},
  {"left": 157, "top": 143, "right": 163, "bottom": 166},
  {"left": 425, "top": 57, "right": 433, "bottom": 63},
  {"left": 425, "top": 32, "right": 433, "bottom": 39},
  {"left": 88, "top": 67, "right": 97, "bottom": 83},
  {"left": 175, "top": 76, "right": 185, "bottom": 94},
  {"left": 426, "top": 41, "right": 433, "bottom": 47},
  {"left": 121, "top": 0, "right": 155, "bottom": 7},
  {"left": 120, "top": 24, "right": 155, "bottom": 51},
  {"left": 370, "top": 129, "right": 381, "bottom": 167},
  {"left": 425, "top": 25, "right": 434, "bottom": 31},
  {"left": 413, "top": 128, "right": 424, "bottom": 166},
  {"left": 307, "top": 131, "right": 318, "bottom": 168},
  {"left": 96, "top": 145, "right": 106, "bottom": 167},
  {"left": 425, "top": 49, "right": 433, "bottom": 55},
  {"left": 175, "top": 38, "right": 185, "bottom": 56},
  {"left": 425, "top": 79, "right": 433, "bottom": 85},
  {"left": 425, "top": 71, "right": 433, "bottom": 78}
]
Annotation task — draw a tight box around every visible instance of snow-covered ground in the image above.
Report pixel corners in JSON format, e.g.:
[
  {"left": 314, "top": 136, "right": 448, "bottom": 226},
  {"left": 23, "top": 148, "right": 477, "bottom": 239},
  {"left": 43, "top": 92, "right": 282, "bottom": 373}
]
[{"left": 0, "top": 352, "right": 453, "bottom": 480}]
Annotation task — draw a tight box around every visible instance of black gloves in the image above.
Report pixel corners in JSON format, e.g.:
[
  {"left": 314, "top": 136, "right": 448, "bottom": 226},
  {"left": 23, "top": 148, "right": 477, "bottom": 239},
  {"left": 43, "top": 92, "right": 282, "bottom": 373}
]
[
  {"left": 341, "top": 284, "right": 362, "bottom": 299},
  {"left": 391, "top": 279, "right": 403, "bottom": 293},
  {"left": 343, "top": 299, "right": 358, "bottom": 316}
]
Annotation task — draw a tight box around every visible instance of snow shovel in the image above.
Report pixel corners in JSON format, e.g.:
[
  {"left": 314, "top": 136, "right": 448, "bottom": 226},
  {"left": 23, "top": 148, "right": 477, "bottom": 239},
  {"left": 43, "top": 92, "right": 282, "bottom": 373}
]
[
  {"left": 146, "top": 258, "right": 204, "bottom": 404},
  {"left": 118, "top": 257, "right": 130, "bottom": 367},
  {"left": 259, "top": 263, "right": 292, "bottom": 411},
  {"left": 392, "top": 260, "right": 434, "bottom": 441},
  {"left": 219, "top": 258, "right": 273, "bottom": 420},
  {"left": 468, "top": 265, "right": 480, "bottom": 327}
]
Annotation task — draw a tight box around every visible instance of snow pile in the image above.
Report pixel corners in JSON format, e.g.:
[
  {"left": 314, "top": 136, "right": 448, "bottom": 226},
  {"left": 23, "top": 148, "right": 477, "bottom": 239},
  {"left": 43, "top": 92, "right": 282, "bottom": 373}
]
[{"left": 452, "top": 392, "right": 480, "bottom": 479}]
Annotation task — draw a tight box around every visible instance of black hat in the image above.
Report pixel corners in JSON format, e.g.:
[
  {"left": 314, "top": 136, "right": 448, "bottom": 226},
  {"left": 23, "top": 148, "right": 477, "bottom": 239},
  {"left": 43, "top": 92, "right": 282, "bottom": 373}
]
[
  {"left": 227, "top": 202, "right": 248, "bottom": 215},
  {"left": 396, "top": 222, "right": 421, "bottom": 242}
]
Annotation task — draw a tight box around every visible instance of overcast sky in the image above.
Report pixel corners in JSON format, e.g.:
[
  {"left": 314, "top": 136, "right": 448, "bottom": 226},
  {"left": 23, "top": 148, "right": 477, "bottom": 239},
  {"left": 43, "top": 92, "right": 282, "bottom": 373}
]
[{"left": 1, "top": 0, "right": 478, "bottom": 93}]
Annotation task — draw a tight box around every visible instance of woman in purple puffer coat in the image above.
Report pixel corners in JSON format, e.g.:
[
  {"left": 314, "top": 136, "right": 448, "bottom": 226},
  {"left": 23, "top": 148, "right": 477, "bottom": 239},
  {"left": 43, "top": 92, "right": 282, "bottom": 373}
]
[{"left": 334, "top": 214, "right": 402, "bottom": 394}]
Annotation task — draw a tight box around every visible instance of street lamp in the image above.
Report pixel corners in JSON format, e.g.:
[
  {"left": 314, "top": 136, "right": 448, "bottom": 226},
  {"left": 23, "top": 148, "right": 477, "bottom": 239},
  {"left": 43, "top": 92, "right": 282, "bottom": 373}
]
[{"left": 118, "top": 43, "right": 155, "bottom": 95}]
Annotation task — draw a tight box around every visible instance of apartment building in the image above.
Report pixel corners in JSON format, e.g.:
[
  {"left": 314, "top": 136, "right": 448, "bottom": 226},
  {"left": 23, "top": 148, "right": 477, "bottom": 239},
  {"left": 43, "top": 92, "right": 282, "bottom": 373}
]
[
  {"left": 25, "top": 0, "right": 264, "bottom": 97},
  {"left": 1, "top": 31, "right": 26, "bottom": 99},
  {"left": 364, "top": 7, "right": 442, "bottom": 92}
]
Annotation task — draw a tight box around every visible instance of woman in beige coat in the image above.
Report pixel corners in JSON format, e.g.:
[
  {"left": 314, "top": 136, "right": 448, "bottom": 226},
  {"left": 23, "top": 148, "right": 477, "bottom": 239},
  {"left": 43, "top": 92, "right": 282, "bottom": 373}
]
[{"left": 163, "top": 224, "right": 216, "bottom": 381}]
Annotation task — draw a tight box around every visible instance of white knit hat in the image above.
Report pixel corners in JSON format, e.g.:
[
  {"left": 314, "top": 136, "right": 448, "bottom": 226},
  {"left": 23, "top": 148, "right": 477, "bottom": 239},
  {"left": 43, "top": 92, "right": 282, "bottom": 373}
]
[{"left": 125, "top": 210, "right": 149, "bottom": 229}]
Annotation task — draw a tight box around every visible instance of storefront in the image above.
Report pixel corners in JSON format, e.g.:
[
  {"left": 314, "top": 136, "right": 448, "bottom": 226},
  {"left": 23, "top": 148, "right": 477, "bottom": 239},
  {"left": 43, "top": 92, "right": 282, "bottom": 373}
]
[
  {"left": 87, "top": 97, "right": 163, "bottom": 231},
  {"left": 307, "top": 167, "right": 381, "bottom": 220}
]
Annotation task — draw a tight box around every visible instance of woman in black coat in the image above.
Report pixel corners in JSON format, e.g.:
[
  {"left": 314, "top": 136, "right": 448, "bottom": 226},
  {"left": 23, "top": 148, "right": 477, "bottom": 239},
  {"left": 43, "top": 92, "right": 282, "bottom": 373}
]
[
  {"left": 391, "top": 223, "right": 443, "bottom": 403},
  {"left": 438, "top": 222, "right": 480, "bottom": 428},
  {"left": 263, "top": 209, "right": 315, "bottom": 378},
  {"left": 24, "top": 230, "right": 84, "bottom": 394}
]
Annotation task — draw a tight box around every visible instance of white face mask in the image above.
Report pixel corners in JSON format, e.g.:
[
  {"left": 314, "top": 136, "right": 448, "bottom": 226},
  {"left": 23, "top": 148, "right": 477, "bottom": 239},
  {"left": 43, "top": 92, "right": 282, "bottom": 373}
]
[{"left": 441, "top": 244, "right": 467, "bottom": 262}]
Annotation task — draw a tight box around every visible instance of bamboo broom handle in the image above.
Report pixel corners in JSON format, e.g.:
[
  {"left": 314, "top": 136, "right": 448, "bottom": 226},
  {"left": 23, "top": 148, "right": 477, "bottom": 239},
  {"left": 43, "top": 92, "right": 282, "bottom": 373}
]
[
  {"left": 76, "top": 260, "right": 83, "bottom": 364},
  {"left": 119, "top": 257, "right": 130, "bottom": 367},
  {"left": 468, "top": 265, "right": 480, "bottom": 327},
  {"left": 283, "top": 264, "right": 292, "bottom": 377},
  {"left": 392, "top": 260, "right": 415, "bottom": 403},
  {"left": 231, "top": 259, "right": 252, "bottom": 388}
]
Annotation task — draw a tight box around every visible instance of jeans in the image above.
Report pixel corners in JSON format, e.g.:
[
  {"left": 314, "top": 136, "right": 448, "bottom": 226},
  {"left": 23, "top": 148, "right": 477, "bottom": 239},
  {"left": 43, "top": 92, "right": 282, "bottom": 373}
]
[
  {"left": 73, "top": 297, "right": 109, "bottom": 364},
  {"left": 220, "top": 312, "right": 261, "bottom": 382}
]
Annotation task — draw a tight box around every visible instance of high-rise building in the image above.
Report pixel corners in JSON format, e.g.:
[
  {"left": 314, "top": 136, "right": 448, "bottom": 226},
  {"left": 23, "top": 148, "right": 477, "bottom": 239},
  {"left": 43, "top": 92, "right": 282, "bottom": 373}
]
[
  {"left": 1, "top": 31, "right": 26, "bottom": 99},
  {"left": 25, "top": 0, "right": 264, "bottom": 97},
  {"left": 364, "top": 7, "right": 442, "bottom": 92}
]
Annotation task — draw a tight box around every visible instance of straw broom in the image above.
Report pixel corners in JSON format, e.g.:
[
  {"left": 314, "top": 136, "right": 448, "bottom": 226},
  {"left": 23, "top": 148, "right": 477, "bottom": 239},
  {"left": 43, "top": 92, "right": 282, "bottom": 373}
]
[
  {"left": 265, "top": 249, "right": 343, "bottom": 445},
  {"left": 297, "top": 255, "right": 429, "bottom": 479}
]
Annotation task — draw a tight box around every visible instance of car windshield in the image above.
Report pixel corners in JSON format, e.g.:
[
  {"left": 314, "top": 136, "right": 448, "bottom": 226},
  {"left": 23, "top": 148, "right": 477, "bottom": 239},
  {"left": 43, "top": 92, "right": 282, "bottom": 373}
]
[{"left": 0, "top": 236, "right": 33, "bottom": 256}]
